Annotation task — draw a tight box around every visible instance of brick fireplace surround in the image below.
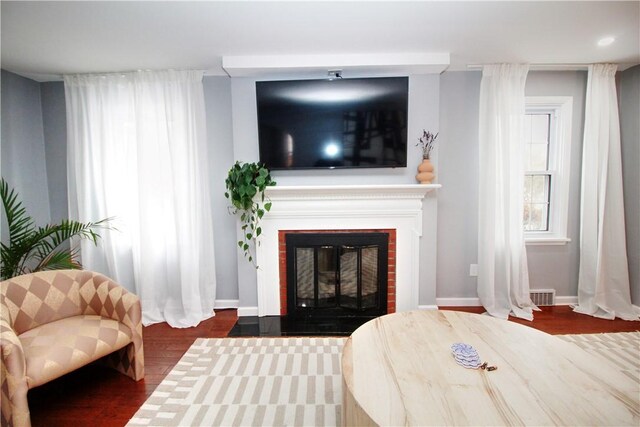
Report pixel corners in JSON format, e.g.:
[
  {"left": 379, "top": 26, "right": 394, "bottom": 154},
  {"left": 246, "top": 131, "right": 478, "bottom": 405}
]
[
  {"left": 278, "top": 229, "right": 397, "bottom": 316},
  {"left": 254, "top": 184, "right": 438, "bottom": 317}
]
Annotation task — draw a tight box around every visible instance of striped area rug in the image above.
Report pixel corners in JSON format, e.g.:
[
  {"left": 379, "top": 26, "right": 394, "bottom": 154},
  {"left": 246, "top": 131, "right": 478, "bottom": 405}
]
[
  {"left": 127, "top": 332, "right": 639, "bottom": 427},
  {"left": 127, "top": 337, "right": 347, "bottom": 426},
  {"left": 557, "top": 331, "right": 640, "bottom": 385}
]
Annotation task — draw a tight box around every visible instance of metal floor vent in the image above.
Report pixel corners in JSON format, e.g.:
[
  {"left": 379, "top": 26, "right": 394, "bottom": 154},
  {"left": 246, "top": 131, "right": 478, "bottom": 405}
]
[{"left": 530, "top": 289, "right": 556, "bottom": 306}]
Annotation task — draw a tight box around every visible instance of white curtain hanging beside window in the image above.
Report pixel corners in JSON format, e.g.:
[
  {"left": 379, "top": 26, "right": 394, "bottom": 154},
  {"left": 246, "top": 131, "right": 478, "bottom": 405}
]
[
  {"left": 574, "top": 64, "right": 639, "bottom": 321},
  {"left": 65, "top": 70, "right": 217, "bottom": 327},
  {"left": 477, "top": 64, "right": 538, "bottom": 320}
]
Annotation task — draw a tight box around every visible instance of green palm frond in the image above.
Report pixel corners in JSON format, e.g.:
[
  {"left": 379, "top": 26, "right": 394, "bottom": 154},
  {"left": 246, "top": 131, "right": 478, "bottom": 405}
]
[
  {"left": 35, "top": 248, "right": 82, "bottom": 272},
  {"left": 0, "top": 177, "right": 112, "bottom": 280},
  {"left": 0, "top": 178, "right": 35, "bottom": 245},
  {"left": 31, "top": 218, "right": 112, "bottom": 258}
]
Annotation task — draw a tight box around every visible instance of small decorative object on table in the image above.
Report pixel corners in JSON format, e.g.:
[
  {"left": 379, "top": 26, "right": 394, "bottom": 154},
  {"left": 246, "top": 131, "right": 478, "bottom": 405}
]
[
  {"left": 451, "top": 342, "right": 497, "bottom": 371},
  {"left": 415, "top": 129, "right": 438, "bottom": 184},
  {"left": 451, "top": 342, "right": 482, "bottom": 369}
]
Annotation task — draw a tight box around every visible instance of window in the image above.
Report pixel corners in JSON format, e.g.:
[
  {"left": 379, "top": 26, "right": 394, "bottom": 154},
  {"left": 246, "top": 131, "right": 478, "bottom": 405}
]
[
  {"left": 524, "top": 97, "right": 573, "bottom": 245},
  {"left": 524, "top": 113, "right": 551, "bottom": 231}
]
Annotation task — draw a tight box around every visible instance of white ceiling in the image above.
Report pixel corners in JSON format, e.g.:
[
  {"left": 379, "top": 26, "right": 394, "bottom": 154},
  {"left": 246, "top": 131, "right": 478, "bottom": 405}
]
[{"left": 2, "top": 1, "right": 639, "bottom": 82}]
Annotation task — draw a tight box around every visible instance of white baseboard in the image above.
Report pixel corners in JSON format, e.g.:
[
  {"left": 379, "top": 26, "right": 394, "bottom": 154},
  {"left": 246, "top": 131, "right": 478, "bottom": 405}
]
[
  {"left": 215, "top": 299, "right": 239, "bottom": 309},
  {"left": 436, "top": 297, "right": 482, "bottom": 307},
  {"left": 436, "top": 296, "right": 579, "bottom": 307},
  {"left": 237, "top": 306, "right": 259, "bottom": 317},
  {"left": 417, "top": 304, "right": 439, "bottom": 310},
  {"left": 555, "top": 296, "right": 578, "bottom": 305}
]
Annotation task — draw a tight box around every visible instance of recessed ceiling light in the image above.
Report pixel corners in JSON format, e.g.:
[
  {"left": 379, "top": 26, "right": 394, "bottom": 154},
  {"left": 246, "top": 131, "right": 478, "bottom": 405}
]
[{"left": 597, "top": 36, "right": 615, "bottom": 47}]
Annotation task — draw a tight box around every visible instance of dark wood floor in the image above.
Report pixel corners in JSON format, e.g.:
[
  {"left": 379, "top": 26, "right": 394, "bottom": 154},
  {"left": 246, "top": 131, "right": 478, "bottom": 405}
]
[{"left": 28, "top": 307, "right": 639, "bottom": 427}]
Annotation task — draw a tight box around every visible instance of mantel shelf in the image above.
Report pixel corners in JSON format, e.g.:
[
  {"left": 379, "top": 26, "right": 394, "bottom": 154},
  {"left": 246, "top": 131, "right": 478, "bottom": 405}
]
[{"left": 264, "top": 184, "right": 441, "bottom": 201}]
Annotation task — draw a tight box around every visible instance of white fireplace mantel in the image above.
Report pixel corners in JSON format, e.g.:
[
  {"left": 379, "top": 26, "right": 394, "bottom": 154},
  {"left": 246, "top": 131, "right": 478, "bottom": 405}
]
[
  {"left": 255, "top": 184, "right": 439, "bottom": 317},
  {"left": 263, "top": 184, "right": 440, "bottom": 200}
]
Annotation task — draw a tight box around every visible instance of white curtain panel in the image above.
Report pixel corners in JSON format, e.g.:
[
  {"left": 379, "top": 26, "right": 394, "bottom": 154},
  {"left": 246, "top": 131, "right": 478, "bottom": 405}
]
[
  {"left": 65, "top": 70, "right": 217, "bottom": 327},
  {"left": 574, "top": 64, "right": 639, "bottom": 321},
  {"left": 478, "top": 64, "right": 537, "bottom": 321}
]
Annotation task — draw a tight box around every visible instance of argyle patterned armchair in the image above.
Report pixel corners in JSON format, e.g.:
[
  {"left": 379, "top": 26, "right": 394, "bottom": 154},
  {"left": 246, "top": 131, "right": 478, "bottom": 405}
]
[{"left": 1, "top": 270, "right": 144, "bottom": 427}]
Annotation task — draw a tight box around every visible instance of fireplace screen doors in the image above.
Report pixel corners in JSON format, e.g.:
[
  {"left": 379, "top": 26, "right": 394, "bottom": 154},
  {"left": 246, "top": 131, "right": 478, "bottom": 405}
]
[{"left": 286, "top": 233, "right": 388, "bottom": 318}]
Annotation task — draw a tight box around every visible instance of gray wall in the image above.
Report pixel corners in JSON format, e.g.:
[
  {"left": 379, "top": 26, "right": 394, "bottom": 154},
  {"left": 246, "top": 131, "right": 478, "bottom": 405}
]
[
  {"left": 203, "top": 76, "right": 239, "bottom": 301},
  {"left": 1, "top": 71, "right": 241, "bottom": 303},
  {"left": 1, "top": 70, "right": 51, "bottom": 235},
  {"left": 230, "top": 77, "right": 261, "bottom": 310},
  {"left": 6, "top": 67, "right": 637, "bottom": 309},
  {"left": 619, "top": 65, "right": 640, "bottom": 305},
  {"left": 436, "top": 71, "right": 482, "bottom": 299},
  {"left": 436, "top": 70, "right": 587, "bottom": 300},
  {"left": 40, "top": 81, "right": 68, "bottom": 224},
  {"left": 50, "top": 76, "right": 240, "bottom": 302}
]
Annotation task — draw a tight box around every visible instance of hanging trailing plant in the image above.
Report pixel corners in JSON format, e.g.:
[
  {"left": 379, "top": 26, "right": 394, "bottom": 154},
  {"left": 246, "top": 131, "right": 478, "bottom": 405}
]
[
  {"left": 224, "top": 161, "right": 276, "bottom": 266},
  {"left": 0, "top": 177, "right": 112, "bottom": 280}
]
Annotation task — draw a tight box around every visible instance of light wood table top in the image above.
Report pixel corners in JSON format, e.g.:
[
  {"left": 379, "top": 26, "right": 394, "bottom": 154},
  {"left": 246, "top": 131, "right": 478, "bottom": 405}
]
[{"left": 341, "top": 310, "right": 640, "bottom": 426}]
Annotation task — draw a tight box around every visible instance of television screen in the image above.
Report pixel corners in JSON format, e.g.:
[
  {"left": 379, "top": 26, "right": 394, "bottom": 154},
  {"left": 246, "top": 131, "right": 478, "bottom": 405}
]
[{"left": 256, "top": 77, "right": 408, "bottom": 170}]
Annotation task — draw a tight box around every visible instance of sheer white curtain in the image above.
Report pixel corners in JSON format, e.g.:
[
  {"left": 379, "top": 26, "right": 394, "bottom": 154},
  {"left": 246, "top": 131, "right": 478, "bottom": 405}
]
[
  {"left": 65, "top": 70, "right": 217, "bottom": 327},
  {"left": 574, "top": 64, "right": 639, "bottom": 321},
  {"left": 478, "top": 64, "right": 537, "bottom": 320}
]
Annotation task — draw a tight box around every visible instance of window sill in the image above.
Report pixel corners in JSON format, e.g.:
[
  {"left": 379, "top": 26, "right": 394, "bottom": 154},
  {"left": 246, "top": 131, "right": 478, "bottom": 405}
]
[{"left": 525, "top": 237, "right": 571, "bottom": 246}]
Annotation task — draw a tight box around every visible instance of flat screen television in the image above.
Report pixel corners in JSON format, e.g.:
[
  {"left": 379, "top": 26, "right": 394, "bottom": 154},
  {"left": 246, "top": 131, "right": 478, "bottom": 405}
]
[{"left": 256, "top": 77, "right": 408, "bottom": 170}]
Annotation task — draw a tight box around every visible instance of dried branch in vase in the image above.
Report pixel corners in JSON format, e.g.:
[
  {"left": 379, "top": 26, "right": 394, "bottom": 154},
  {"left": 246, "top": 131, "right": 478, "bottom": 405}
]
[{"left": 416, "top": 130, "right": 439, "bottom": 160}]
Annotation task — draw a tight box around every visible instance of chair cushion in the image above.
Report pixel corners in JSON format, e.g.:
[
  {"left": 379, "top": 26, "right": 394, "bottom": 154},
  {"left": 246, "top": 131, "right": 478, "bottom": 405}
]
[{"left": 18, "top": 315, "right": 133, "bottom": 388}]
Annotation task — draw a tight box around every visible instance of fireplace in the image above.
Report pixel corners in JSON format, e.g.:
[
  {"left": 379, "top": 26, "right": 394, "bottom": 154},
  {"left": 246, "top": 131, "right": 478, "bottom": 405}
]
[
  {"left": 280, "top": 230, "right": 395, "bottom": 318},
  {"left": 254, "top": 184, "right": 438, "bottom": 317}
]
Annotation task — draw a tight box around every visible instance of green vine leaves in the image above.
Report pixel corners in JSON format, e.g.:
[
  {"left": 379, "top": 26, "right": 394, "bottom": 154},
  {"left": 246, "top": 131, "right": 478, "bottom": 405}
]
[{"left": 224, "top": 161, "right": 276, "bottom": 267}]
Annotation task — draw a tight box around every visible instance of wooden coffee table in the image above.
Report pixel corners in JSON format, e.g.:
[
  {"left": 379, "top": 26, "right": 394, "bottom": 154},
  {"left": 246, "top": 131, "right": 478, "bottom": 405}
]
[{"left": 342, "top": 310, "right": 639, "bottom": 426}]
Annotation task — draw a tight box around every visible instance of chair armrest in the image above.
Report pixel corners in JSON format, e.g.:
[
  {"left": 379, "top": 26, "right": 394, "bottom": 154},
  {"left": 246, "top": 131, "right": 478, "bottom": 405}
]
[
  {"left": 78, "top": 271, "right": 142, "bottom": 334},
  {"left": 76, "top": 271, "right": 144, "bottom": 380},
  {"left": 1, "top": 313, "right": 30, "bottom": 426},
  {"left": 1, "top": 319, "right": 26, "bottom": 379}
]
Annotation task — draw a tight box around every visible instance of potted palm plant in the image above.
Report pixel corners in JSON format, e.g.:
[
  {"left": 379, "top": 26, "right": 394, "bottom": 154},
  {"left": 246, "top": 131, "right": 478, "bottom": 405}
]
[{"left": 0, "top": 178, "right": 111, "bottom": 280}]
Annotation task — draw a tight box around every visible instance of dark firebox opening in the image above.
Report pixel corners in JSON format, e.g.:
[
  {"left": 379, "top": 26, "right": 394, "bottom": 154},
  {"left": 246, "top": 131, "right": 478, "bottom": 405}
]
[{"left": 286, "top": 233, "right": 388, "bottom": 318}]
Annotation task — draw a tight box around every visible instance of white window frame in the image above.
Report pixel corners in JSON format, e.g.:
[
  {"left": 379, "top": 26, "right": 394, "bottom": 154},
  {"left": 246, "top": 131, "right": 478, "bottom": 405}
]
[{"left": 524, "top": 96, "right": 573, "bottom": 245}]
